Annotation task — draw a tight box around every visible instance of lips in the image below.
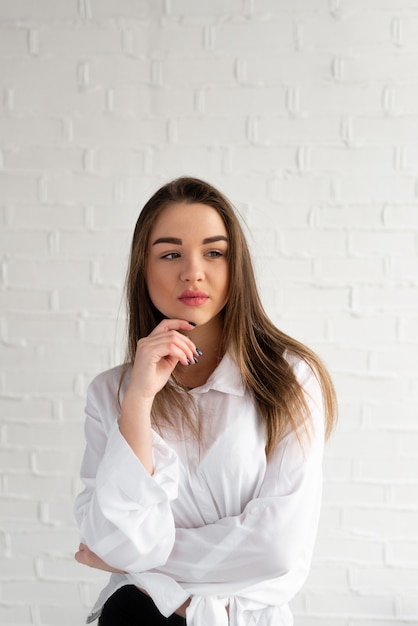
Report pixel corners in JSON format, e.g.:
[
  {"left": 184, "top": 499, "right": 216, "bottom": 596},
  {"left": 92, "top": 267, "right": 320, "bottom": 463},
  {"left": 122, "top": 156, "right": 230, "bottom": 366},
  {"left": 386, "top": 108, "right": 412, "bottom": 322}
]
[{"left": 178, "top": 290, "right": 209, "bottom": 306}]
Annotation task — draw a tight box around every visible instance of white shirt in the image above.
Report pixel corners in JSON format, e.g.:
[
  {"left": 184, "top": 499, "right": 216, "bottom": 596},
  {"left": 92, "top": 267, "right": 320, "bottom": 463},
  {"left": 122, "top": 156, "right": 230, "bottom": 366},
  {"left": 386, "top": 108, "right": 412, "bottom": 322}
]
[{"left": 74, "top": 351, "right": 325, "bottom": 626}]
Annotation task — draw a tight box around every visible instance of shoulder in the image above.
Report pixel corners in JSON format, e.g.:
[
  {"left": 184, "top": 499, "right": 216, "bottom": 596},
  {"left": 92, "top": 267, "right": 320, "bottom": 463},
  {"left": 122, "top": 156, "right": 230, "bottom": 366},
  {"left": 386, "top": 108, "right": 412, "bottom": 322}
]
[
  {"left": 283, "top": 350, "right": 316, "bottom": 385},
  {"left": 86, "top": 364, "right": 129, "bottom": 418}
]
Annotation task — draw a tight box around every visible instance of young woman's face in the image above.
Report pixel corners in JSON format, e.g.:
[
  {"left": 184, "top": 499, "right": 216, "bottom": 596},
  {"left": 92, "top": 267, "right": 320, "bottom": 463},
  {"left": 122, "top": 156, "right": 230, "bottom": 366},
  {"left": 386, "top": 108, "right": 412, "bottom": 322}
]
[{"left": 146, "top": 202, "right": 229, "bottom": 327}]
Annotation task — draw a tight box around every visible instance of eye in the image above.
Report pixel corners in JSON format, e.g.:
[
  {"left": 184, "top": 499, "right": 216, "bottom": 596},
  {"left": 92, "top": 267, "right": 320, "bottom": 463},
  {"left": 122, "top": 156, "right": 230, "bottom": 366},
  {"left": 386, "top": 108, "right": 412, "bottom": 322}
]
[
  {"left": 161, "top": 252, "right": 180, "bottom": 260},
  {"left": 206, "top": 250, "right": 223, "bottom": 258}
]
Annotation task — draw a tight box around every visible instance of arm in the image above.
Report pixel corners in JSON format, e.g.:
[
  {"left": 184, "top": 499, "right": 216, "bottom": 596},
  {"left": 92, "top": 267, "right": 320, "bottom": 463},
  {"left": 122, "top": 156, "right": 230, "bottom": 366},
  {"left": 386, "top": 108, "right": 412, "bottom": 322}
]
[
  {"left": 74, "top": 319, "right": 200, "bottom": 573},
  {"left": 156, "top": 360, "right": 325, "bottom": 599}
]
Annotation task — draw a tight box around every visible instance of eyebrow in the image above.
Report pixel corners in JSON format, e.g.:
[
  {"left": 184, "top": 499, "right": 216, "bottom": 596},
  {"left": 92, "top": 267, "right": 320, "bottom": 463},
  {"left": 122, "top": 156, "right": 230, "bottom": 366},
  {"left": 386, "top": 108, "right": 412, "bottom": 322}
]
[{"left": 152, "top": 236, "right": 228, "bottom": 246}]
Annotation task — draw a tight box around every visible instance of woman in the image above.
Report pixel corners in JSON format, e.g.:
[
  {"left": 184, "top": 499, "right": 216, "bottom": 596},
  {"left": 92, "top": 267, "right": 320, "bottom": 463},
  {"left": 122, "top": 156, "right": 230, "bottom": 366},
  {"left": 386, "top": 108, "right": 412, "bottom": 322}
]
[{"left": 74, "top": 176, "right": 337, "bottom": 625}]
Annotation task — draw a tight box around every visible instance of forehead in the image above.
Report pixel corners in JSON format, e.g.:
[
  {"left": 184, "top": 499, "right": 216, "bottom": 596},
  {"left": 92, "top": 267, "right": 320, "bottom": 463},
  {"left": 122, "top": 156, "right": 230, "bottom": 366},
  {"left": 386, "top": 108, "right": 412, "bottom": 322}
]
[{"left": 151, "top": 202, "right": 227, "bottom": 234}]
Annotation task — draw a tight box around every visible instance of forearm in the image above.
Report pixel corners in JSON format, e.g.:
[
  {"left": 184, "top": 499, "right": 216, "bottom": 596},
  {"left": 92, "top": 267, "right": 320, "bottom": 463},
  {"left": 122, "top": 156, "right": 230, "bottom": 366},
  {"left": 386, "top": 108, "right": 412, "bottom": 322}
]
[{"left": 119, "top": 393, "right": 154, "bottom": 474}]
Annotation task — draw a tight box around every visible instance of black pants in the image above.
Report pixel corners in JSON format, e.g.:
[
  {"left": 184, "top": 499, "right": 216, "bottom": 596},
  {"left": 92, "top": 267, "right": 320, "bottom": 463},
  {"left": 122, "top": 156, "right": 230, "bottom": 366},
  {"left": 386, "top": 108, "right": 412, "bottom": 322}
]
[{"left": 98, "top": 585, "right": 187, "bottom": 625}]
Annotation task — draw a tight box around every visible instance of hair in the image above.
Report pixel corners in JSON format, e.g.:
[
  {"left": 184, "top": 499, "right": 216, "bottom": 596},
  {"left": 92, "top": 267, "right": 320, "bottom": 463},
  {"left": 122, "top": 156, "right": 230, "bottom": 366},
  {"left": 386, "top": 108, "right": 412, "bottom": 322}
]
[{"left": 121, "top": 176, "right": 337, "bottom": 456}]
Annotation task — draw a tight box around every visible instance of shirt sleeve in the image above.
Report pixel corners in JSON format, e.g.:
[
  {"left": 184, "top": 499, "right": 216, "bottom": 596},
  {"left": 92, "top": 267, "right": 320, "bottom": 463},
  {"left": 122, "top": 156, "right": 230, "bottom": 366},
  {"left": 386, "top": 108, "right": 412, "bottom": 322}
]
[
  {"left": 74, "top": 373, "right": 179, "bottom": 573},
  {"left": 154, "top": 359, "right": 325, "bottom": 604}
]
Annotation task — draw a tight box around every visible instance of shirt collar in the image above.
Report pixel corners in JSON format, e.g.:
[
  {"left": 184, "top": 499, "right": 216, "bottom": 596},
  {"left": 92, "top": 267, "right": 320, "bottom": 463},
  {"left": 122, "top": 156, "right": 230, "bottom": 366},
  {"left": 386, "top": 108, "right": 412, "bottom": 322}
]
[{"left": 189, "top": 352, "right": 246, "bottom": 397}]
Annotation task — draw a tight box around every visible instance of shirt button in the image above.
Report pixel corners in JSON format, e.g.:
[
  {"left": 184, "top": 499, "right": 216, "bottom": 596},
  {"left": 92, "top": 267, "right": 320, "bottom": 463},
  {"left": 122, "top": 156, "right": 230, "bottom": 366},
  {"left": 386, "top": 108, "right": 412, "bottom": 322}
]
[{"left": 250, "top": 506, "right": 260, "bottom": 516}]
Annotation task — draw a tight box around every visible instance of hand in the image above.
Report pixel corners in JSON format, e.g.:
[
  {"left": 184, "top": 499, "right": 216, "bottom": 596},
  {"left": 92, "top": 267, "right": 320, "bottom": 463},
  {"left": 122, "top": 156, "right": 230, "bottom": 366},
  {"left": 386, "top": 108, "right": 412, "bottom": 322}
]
[
  {"left": 124, "top": 319, "right": 199, "bottom": 402},
  {"left": 74, "top": 543, "right": 124, "bottom": 574}
]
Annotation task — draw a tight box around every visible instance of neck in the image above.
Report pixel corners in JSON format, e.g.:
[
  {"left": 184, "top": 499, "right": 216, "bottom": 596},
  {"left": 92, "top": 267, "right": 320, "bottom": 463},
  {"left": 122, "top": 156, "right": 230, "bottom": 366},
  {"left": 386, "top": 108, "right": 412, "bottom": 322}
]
[{"left": 175, "top": 314, "right": 225, "bottom": 388}]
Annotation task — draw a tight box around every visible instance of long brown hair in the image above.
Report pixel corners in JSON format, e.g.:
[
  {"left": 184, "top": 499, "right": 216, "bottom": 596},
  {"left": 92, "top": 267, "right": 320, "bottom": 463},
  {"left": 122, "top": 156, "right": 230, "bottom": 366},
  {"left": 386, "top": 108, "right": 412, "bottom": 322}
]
[{"left": 121, "top": 177, "right": 337, "bottom": 455}]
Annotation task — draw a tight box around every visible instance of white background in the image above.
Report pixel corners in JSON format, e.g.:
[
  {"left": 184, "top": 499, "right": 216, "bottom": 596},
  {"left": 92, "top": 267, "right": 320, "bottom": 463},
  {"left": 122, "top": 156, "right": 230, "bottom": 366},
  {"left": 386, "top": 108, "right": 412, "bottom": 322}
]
[{"left": 0, "top": 1, "right": 417, "bottom": 624}]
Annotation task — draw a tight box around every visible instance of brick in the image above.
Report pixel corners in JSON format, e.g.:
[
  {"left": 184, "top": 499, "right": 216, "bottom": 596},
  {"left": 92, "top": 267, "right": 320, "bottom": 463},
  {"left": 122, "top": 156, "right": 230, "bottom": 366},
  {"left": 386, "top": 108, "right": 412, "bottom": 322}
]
[
  {"left": 0, "top": 27, "right": 28, "bottom": 54},
  {"left": 5, "top": 314, "right": 80, "bottom": 342},
  {"left": 6, "top": 474, "right": 73, "bottom": 498},
  {"left": 151, "top": 146, "right": 223, "bottom": 177},
  {"left": 88, "top": 57, "right": 150, "bottom": 87},
  {"left": 344, "top": 507, "right": 418, "bottom": 540},
  {"left": 314, "top": 257, "right": 386, "bottom": 283},
  {"left": 163, "top": 56, "right": 235, "bottom": 87},
  {"left": 89, "top": 0, "right": 163, "bottom": 19},
  {"left": 175, "top": 117, "right": 245, "bottom": 145},
  {"left": 9, "top": 528, "right": 79, "bottom": 557},
  {"left": 323, "top": 482, "right": 387, "bottom": 507},
  {"left": 312, "top": 147, "right": 394, "bottom": 175},
  {"left": 9, "top": 205, "right": 85, "bottom": 229},
  {"left": 0, "top": 397, "right": 53, "bottom": 420},
  {"left": 327, "top": 428, "right": 395, "bottom": 459},
  {"left": 73, "top": 116, "right": 165, "bottom": 148},
  {"left": 335, "top": 175, "right": 416, "bottom": 203},
  {"left": 39, "top": 605, "right": 91, "bottom": 626},
  {"left": 328, "top": 313, "right": 398, "bottom": 345},
  {"left": 44, "top": 172, "right": 115, "bottom": 205},
  {"left": 364, "top": 401, "right": 417, "bottom": 429},
  {"left": 151, "top": 87, "right": 196, "bottom": 116},
  {"left": 280, "top": 229, "right": 348, "bottom": 257},
  {"left": 353, "top": 115, "right": 418, "bottom": 145},
  {"left": 166, "top": 0, "right": 242, "bottom": 17},
  {"left": 317, "top": 204, "right": 385, "bottom": 229},
  {"left": 91, "top": 147, "right": 145, "bottom": 175},
  {"left": 0, "top": 605, "right": 31, "bottom": 624},
  {"left": 355, "top": 286, "right": 418, "bottom": 311},
  {"left": 31, "top": 449, "right": 79, "bottom": 475},
  {"left": 302, "top": 12, "right": 394, "bottom": 50},
  {"left": 307, "top": 589, "right": 394, "bottom": 616},
  {"left": 3, "top": 580, "right": 80, "bottom": 604},
  {"left": 399, "top": 317, "right": 418, "bottom": 343},
  {"left": 352, "top": 564, "right": 418, "bottom": 593},
  {"left": 39, "top": 24, "right": 123, "bottom": 56},
  {"left": 130, "top": 20, "right": 203, "bottom": 55},
  {"left": 258, "top": 116, "right": 341, "bottom": 145},
  {"left": 335, "top": 371, "right": 410, "bottom": 402},
  {"left": 387, "top": 541, "right": 418, "bottom": 567},
  {"left": 0, "top": 57, "right": 79, "bottom": 89},
  {"left": 5, "top": 369, "right": 76, "bottom": 395},
  {"left": 276, "top": 314, "right": 327, "bottom": 343},
  {"left": 6, "top": 259, "right": 91, "bottom": 288},
  {"left": 390, "top": 485, "right": 418, "bottom": 509},
  {"left": 0, "top": 556, "right": 34, "bottom": 579},
  {"left": 1, "top": 288, "right": 51, "bottom": 312},
  {"left": 0, "top": 231, "right": 49, "bottom": 256},
  {"left": 304, "top": 563, "right": 349, "bottom": 590},
  {"left": 281, "top": 285, "right": 350, "bottom": 313},
  {"left": 4, "top": 146, "right": 84, "bottom": 171},
  {"left": 384, "top": 203, "right": 418, "bottom": 228},
  {"left": 0, "top": 173, "right": 40, "bottom": 202},
  {"left": 357, "top": 456, "right": 418, "bottom": 484},
  {"left": 0, "top": 449, "right": 30, "bottom": 472},
  {"left": 228, "top": 146, "right": 296, "bottom": 174},
  {"left": 349, "top": 230, "right": 416, "bottom": 256},
  {"left": 5, "top": 421, "right": 83, "bottom": 449},
  {"left": 13, "top": 83, "right": 106, "bottom": 116},
  {"left": 43, "top": 496, "right": 81, "bottom": 525},
  {"left": 300, "top": 84, "right": 382, "bottom": 116},
  {"left": 0, "top": 498, "right": 38, "bottom": 522},
  {"left": 214, "top": 19, "right": 293, "bottom": 51},
  {"left": 0, "top": 0, "right": 78, "bottom": 19},
  {"left": 205, "top": 85, "right": 288, "bottom": 116},
  {"left": 245, "top": 52, "right": 334, "bottom": 85},
  {"left": 369, "top": 346, "right": 418, "bottom": 374}
]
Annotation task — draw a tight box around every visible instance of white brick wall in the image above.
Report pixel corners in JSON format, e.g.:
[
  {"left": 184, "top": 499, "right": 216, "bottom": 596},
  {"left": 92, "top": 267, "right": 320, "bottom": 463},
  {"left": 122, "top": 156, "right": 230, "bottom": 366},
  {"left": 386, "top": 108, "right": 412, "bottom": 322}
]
[{"left": 0, "top": 0, "right": 417, "bottom": 624}]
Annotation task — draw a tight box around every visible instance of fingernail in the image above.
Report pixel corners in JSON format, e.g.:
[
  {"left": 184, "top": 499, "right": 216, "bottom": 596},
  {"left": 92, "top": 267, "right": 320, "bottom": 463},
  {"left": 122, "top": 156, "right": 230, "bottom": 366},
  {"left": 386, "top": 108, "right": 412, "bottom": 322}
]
[
  {"left": 193, "top": 356, "right": 199, "bottom": 364},
  {"left": 187, "top": 359, "right": 191, "bottom": 365},
  {"left": 188, "top": 321, "right": 197, "bottom": 326},
  {"left": 196, "top": 348, "right": 203, "bottom": 356}
]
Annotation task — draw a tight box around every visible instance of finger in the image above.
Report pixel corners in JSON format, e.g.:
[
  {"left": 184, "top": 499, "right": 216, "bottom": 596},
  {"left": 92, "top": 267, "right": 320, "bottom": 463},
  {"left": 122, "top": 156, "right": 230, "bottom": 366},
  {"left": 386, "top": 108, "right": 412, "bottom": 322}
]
[{"left": 150, "top": 319, "right": 197, "bottom": 336}]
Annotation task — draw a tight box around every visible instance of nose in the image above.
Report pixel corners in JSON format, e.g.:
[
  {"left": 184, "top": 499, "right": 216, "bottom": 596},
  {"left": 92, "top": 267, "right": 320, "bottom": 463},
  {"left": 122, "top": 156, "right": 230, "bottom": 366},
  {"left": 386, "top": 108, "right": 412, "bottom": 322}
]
[{"left": 180, "top": 254, "right": 204, "bottom": 282}]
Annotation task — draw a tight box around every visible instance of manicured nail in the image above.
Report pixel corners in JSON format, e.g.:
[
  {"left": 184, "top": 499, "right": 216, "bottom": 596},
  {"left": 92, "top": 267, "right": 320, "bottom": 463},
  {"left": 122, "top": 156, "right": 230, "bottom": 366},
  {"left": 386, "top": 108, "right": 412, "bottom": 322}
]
[
  {"left": 188, "top": 321, "right": 197, "bottom": 326},
  {"left": 193, "top": 356, "right": 199, "bottom": 364},
  {"left": 187, "top": 359, "right": 191, "bottom": 365},
  {"left": 196, "top": 348, "right": 203, "bottom": 356}
]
